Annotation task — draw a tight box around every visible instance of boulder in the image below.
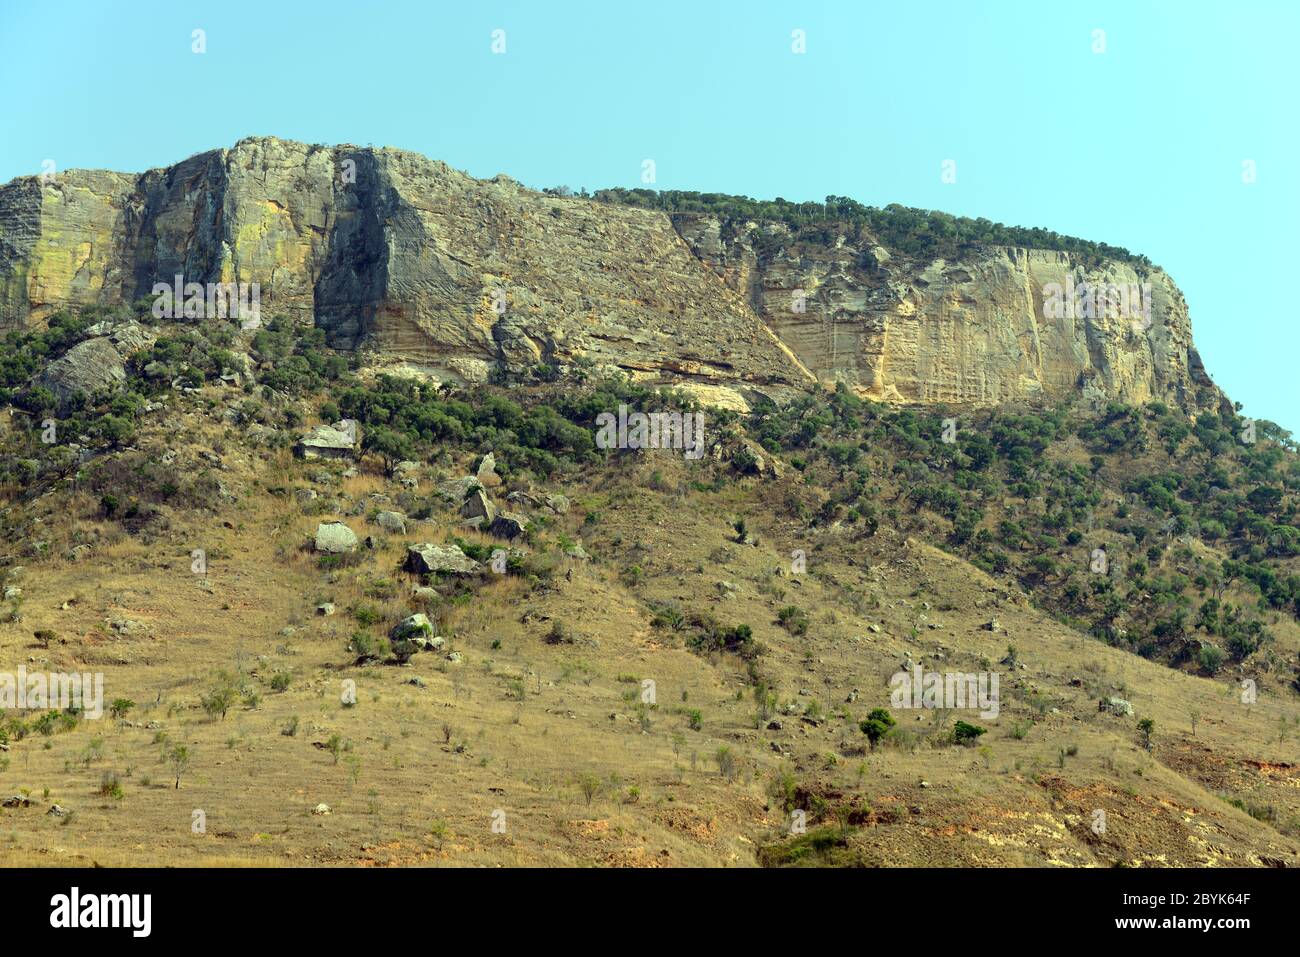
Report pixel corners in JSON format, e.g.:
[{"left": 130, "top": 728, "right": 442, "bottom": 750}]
[
  {"left": 460, "top": 488, "right": 495, "bottom": 524},
  {"left": 36, "top": 337, "right": 126, "bottom": 410},
  {"left": 390, "top": 612, "right": 433, "bottom": 640},
  {"left": 506, "top": 490, "right": 543, "bottom": 510},
  {"left": 390, "top": 613, "right": 435, "bottom": 660},
  {"left": 506, "top": 489, "right": 569, "bottom": 515},
  {"left": 489, "top": 511, "right": 529, "bottom": 540},
  {"left": 314, "top": 521, "right": 359, "bottom": 553},
  {"left": 439, "top": 476, "right": 481, "bottom": 501},
  {"left": 733, "top": 438, "right": 784, "bottom": 479},
  {"left": 405, "top": 543, "right": 482, "bottom": 575},
  {"left": 295, "top": 420, "right": 357, "bottom": 460},
  {"left": 375, "top": 510, "right": 407, "bottom": 534},
  {"left": 475, "top": 451, "right": 501, "bottom": 487},
  {"left": 1099, "top": 697, "right": 1134, "bottom": 717}
]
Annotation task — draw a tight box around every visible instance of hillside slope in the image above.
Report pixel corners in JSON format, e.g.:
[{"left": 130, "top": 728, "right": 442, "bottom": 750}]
[{"left": 0, "top": 307, "right": 1294, "bottom": 867}]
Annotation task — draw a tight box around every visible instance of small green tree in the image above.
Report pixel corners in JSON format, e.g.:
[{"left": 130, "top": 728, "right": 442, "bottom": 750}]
[
  {"left": 860, "top": 708, "right": 896, "bottom": 749},
  {"left": 200, "top": 684, "right": 234, "bottom": 721},
  {"left": 362, "top": 426, "right": 416, "bottom": 477},
  {"left": 1137, "top": 717, "right": 1155, "bottom": 752},
  {"left": 109, "top": 698, "right": 134, "bottom": 731},
  {"left": 576, "top": 772, "right": 602, "bottom": 806},
  {"left": 168, "top": 745, "right": 191, "bottom": 789}
]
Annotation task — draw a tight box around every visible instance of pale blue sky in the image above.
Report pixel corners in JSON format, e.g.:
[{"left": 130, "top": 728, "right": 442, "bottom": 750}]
[{"left": 2, "top": 0, "right": 1296, "bottom": 430}]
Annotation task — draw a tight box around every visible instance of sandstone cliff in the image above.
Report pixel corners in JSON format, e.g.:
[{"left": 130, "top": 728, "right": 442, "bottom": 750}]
[
  {"left": 671, "top": 214, "right": 1223, "bottom": 410},
  {"left": 0, "top": 137, "right": 1222, "bottom": 412}
]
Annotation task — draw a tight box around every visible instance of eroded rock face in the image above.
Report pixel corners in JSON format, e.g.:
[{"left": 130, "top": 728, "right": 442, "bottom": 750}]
[
  {"left": 672, "top": 214, "right": 1223, "bottom": 412},
  {"left": 0, "top": 138, "right": 807, "bottom": 402},
  {"left": 0, "top": 136, "right": 1223, "bottom": 413}
]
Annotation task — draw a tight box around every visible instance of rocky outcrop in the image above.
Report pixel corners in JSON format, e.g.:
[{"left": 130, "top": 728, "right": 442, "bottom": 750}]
[
  {"left": 488, "top": 511, "right": 528, "bottom": 540},
  {"left": 295, "top": 420, "right": 358, "bottom": 460},
  {"left": 671, "top": 214, "right": 1222, "bottom": 411},
  {"left": 36, "top": 336, "right": 125, "bottom": 408},
  {"left": 460, "top": 487, "right": 495, "bottom": 525},
  {"left": 405, "top": 542, "right": 481, "bottom": 575},
  {"left": 0, "top": 138, "right": 808, "bottom": 409},
  {"left": 0, "top": 136, "right": 1224, "bottom": 413}
]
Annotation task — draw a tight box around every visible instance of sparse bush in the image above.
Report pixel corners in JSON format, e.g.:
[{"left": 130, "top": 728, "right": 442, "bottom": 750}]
[
  {"left": 167, "top": 746, "right": 191, "bottom": 789},
  {"left": 109, "top": 699, "right": 134, "bottom": 726},
  {"left": 200, "top": 684, "right": 234, "bottom": 721},
  {"left": 953, "top": 720, "right": 987, "bottom": 745},
  {"left": 349, "top": 630, "right": 387, "bottom": 662},
  {"left": 859, "top": 708, "right": 896, "bottom": 749},
  {"left": 714, "top": 746, "right": 737, "bottom": 780},
  {"left": 576, "top": 772, "right": 602, "bottom": 806},
  {"left": 1197, "top": 645, "right": 1226, "bottom": 676},
  {"left": 99, "top": 771, "right": 124, "bottom": 800}
]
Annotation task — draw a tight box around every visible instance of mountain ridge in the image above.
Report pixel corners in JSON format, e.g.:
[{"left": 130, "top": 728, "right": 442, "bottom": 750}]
[{"left": 0, "top": 136, "right": 1227, "bottom": 417}]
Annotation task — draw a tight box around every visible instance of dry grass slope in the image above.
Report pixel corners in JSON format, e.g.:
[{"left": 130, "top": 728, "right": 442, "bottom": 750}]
[{"left": 0, "top": 391, "right": 1296, "bottom": 867}]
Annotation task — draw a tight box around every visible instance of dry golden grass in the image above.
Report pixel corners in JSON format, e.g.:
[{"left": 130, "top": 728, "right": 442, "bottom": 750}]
[{"left": 0, "top": 400, "right": 1296, "bottom": 867}]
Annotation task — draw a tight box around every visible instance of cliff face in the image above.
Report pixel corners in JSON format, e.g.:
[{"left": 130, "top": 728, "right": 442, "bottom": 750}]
[
  {"left": 0, "top": 136, "right": 1222, "bottom": 412},
  {"left": 671, "top": 215, "right": 1221, "bottom": 411}
]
